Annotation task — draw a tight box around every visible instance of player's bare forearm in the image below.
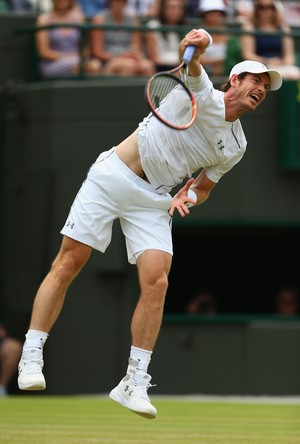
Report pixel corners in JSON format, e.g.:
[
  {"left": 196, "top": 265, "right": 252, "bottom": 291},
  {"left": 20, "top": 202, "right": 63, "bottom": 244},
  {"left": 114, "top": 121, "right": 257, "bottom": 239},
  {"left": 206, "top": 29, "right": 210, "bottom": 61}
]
[
  {"left": 192, "top": 169, "right": 216, "bottom": 204},
  {"left": 169, "top": 178, "right": 209, "bottom": 217},
  {"left": 169, "top": 171, "right": 216, "bottom": 217}
]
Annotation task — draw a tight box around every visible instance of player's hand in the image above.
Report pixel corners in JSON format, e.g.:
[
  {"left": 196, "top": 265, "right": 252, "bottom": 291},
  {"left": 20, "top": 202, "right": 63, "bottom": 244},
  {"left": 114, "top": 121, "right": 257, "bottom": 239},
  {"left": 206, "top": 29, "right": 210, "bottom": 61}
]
[
  {"left": 179, "top": 29, "right": 211, "bottom": 60},
  {"left": 169, "top": 178, "right": 196, "bottom": 217}
]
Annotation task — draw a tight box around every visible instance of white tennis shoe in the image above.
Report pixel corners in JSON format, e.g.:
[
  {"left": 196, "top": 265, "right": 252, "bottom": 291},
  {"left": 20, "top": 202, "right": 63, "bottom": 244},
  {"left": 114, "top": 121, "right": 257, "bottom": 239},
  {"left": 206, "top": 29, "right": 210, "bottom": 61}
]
[
  {"left": 18, "top": 347, "right": 46, "bottom": 390},
  {"left": 109, "top": 371, "right": 157, "bottom": 419}
]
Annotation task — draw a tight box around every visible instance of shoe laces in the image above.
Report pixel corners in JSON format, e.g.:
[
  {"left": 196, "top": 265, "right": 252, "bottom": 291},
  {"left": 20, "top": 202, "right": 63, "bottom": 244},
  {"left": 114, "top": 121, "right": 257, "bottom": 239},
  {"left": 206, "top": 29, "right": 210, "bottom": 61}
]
[
  {"left": 134, "top": 381, "right": 157, "bottom": 402},
  {"left": 23, "top": 360, "right": 42, "bottom": 374}
]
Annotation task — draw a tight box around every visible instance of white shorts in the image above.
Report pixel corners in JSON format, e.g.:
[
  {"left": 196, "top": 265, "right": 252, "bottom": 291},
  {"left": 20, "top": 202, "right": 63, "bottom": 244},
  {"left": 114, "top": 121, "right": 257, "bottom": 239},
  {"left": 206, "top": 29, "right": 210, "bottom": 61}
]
[{"left": 61, "top": 148, "right": 173, "bottom": 264}]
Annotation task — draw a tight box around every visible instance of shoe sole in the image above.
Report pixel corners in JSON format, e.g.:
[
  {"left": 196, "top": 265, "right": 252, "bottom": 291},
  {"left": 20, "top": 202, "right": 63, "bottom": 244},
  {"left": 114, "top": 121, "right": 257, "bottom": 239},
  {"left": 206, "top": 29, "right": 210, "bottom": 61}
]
[
  {"left": 109, "top": 388, "right": 156, "bottom": 419},
  {"left": 18, "top": 381, "right": 46, "bottom": 391}
]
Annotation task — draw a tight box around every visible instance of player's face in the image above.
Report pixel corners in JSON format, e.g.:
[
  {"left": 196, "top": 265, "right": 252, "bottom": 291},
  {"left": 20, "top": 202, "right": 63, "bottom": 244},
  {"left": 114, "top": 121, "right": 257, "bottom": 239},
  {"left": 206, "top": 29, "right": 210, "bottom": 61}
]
[{"left": 236, "top": 73, "right": 271, "bottom": 111}]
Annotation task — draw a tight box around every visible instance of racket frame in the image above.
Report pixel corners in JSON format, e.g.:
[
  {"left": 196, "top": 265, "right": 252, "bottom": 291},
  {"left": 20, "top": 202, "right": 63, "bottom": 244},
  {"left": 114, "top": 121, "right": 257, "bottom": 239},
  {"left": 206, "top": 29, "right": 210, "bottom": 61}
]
[{"left": 145, "top": 61, "right": 197, "bottom": 130}]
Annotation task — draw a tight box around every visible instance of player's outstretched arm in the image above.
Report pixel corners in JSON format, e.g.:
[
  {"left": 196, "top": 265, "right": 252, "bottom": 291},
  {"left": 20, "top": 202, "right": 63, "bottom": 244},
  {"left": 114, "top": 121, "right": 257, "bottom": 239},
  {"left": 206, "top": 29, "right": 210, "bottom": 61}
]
[
  {"left": 169, "top": 178, "right": 196, "bottom": 218},
  {"left": 178, "top": 29, "right": 212, "bottom": 78},
  {"left": 169, "top": 170, "right": 216, "bottom": 218}
]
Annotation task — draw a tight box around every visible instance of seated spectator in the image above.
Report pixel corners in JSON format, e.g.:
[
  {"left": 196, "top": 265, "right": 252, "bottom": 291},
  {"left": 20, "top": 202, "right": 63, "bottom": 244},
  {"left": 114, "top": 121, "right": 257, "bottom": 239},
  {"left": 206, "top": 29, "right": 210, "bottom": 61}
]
[
  {"left": 283, "top": 1, "right": 300, "bottom": 28},
  {"left": 124, "top": 0, "right": 159, "bottom": 20},
  {"left": 77, "top": 0, "right": 107, "bottom": 19},
  {"left": 35, "top": 0, "right": 102, "bottom": 80},
  {"left": 6, "top": 0, "right": 33, "bottom": 12},
  {"left": 0, "top": 321, "right": 22, "bottom": 397},
  {"left": 145, "top": 0, "right": 188, "bottom": 72},
  {"left": 186, "top": 0, "right": 200, "bottom": 20},
  {"left": 234, "top": 0, "right": 254, "bottom": 24},
  {"left": 198, "top": 0, "right": 229, "bottom": 76},
  {"left": 90, "top": 0, "right": 155, "bottom": 76},
  {"left": 185, "top": 290, "right": 217, "bottom": 315},
  {"left": 240, "top": 0, "right": 300, "bottom": 80},
  {"left": 274, "top": 285, "right": 299, "bottom": 316}
]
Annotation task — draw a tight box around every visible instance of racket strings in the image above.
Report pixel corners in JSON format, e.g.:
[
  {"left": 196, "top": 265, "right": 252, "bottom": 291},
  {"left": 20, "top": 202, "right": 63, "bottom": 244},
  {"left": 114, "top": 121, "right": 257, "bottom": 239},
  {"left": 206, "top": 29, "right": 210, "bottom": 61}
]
[
  {"left": 149, "top": 74, "right": 181, "bottom": 109},
  {"left": 146, "top": 72, "right": 197, "bottom": 130}
]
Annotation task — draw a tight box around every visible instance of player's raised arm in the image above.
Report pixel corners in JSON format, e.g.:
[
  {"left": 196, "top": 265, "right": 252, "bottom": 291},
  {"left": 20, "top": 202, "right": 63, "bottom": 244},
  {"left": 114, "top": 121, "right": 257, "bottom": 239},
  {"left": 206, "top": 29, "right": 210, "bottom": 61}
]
[{"left": 178, "top": 28, "right": 213, "bottom": 77}]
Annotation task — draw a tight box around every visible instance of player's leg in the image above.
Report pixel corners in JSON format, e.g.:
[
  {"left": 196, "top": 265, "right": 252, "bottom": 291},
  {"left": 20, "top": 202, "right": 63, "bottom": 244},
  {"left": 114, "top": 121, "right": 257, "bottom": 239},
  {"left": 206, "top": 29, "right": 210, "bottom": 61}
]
[
  {"left": 18, "top": 148, "right": 119, "bottom": 391},
  {"left": 18, "top": 236, "right": 92, "bottom": 391},
  {"left": 109, "top": 249, "right": 172, "bottom": 419},
  {"left": 131, "top": 249, "right": 172, "bottom": 350}
]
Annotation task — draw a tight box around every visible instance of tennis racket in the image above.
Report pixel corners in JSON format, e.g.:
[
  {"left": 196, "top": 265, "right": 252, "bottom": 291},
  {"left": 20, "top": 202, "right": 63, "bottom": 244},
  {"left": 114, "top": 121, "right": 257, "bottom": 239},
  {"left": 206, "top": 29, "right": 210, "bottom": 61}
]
[{"left": 145, "top": 45, "right": 197, "bottom": 130}]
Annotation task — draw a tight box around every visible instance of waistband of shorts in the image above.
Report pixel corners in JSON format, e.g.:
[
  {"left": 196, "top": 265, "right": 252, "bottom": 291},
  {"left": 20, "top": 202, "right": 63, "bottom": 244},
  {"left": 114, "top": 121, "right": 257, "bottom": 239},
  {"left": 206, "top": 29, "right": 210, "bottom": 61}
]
[{"left": 107, "top": 148, "right": 156, "bottom": 192}]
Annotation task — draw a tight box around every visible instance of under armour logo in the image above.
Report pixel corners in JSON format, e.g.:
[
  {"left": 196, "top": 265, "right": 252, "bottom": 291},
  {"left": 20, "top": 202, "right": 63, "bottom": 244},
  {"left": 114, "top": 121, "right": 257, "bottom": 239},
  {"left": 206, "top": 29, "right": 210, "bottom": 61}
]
[
  {"left": 124, "top": 385, "right": 133, "bottom": 396},
  {"left": 217, "top": 140, "right": 225, "bottom": 150},
  {"left": 66, "top": 221, "right": 74, "bottom": 229}
]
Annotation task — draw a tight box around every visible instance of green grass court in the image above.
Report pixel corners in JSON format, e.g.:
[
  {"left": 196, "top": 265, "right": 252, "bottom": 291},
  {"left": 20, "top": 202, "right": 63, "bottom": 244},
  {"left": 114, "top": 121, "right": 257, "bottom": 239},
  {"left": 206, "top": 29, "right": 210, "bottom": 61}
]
[{"left": 1, "top": 395, "right": 300, "bottom": 443}]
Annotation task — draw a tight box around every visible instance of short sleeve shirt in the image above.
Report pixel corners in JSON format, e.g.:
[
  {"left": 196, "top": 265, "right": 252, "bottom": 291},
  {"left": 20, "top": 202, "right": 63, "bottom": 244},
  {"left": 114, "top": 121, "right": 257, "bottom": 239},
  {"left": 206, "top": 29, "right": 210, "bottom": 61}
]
[{"left": 136, "top": 68, "right": 247, "bottom": 194}]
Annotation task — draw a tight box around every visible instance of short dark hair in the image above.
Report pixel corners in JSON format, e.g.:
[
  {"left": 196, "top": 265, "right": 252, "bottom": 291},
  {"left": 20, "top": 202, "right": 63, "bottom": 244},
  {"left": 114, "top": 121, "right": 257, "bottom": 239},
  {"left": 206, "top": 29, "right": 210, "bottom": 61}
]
[{"left": 221, "top": 72, "right": 248, "bottom": 92}]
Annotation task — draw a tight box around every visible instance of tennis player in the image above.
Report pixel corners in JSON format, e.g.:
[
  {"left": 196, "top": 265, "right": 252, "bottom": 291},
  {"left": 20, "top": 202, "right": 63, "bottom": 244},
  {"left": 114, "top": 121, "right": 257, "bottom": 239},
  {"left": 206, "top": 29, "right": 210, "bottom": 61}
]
[{"left": 17, "top": 28, "right": 282, "bottom": 419}]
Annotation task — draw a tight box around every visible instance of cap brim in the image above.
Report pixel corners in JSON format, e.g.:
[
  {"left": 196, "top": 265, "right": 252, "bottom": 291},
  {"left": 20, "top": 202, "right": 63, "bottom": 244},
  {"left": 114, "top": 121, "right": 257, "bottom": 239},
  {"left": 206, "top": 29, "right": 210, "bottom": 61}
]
[
  {"left": 266, "top": 70, "right": 283, "bottom": 91},
  {"left": 243, "top": 68, "right": 282, "bottom": 91},
  {"left": 230, "top": 67, "right": 283, "bottom": 91}
]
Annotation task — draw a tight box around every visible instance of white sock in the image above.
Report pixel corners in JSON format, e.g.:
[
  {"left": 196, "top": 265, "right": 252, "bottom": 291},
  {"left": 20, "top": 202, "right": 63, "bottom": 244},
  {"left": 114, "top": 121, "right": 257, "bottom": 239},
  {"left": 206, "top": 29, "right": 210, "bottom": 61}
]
[
  {"left": 25, "top": 329, "right": 48, "bottom": 342},
  {"left": 129, "top": 346, "right": 152, "bottom": 373},
  {"left": 22, "top": 329, "right": 49, "bottom": 360}
]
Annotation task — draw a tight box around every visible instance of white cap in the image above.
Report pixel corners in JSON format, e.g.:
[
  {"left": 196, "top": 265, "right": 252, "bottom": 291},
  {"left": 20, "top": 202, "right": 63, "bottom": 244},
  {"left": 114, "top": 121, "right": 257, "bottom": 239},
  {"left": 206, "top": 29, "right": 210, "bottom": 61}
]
[
  {"left": 199, "top": 0, "right": 227, "bottom": 15},
  {"left": 229, "top": 60, "right": 282, "bottom": 91}
]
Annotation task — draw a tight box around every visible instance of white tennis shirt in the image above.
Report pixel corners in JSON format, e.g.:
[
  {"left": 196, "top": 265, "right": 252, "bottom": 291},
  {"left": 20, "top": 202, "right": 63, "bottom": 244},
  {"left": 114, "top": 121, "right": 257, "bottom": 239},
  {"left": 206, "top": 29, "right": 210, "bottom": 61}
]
[{"left": 136, "top": 68, "right": 247, "bottom": 194}]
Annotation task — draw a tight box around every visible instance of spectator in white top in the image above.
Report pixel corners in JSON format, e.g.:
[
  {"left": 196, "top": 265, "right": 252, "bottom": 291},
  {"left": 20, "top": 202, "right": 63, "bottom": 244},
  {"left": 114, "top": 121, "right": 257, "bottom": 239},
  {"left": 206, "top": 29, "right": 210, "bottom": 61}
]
[
  {"left": 198, "top": 0, "right": 229, "bottom": 76},
  {"left": 145, "top": 0, "right": 188, "bottom": 71},
  {"left": 125, "top": 0, "right": 159, "bottom": 19}
]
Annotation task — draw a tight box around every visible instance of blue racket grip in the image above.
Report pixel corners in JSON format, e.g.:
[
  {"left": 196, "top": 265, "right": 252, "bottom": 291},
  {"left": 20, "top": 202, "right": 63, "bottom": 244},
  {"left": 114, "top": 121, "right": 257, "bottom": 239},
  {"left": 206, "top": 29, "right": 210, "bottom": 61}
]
[{"left": 182, "top": 45, "right": 196, "bottom": 65}]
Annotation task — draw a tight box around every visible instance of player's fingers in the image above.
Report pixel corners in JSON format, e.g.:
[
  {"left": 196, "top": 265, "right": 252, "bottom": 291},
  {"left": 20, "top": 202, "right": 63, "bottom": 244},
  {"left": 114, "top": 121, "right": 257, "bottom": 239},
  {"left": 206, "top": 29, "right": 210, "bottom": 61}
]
[
  {"left": 182, "top": 178, "right": 195, "bottom": 192},
  {"left": 178, "top": 203, "right": 191, "bottom": 217}
]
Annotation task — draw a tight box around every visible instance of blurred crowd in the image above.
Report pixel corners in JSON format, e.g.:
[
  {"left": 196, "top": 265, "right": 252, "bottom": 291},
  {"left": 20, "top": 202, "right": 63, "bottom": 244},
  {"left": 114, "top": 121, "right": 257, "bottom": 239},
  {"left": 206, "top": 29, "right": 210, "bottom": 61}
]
[
  {"left": 0, "top": 320, "right": 22, "bottom": 397},
  {"left": 184, "top": 285, "right": 300, "bottom": 316},
  {"left": 1, "top": 0, "right": 300, "bottom": 80}
]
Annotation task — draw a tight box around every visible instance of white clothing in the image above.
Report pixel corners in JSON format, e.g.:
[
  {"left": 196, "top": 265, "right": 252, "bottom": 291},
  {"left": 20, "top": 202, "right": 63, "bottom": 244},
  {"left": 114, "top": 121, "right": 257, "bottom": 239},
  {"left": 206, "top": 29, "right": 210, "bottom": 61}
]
[
  {"left": 61, "top": 149, "right": 173, "bottom": 264},
  {"left": 205, "top": 41, "right": 227, "bottom": 60},
  {"left": 147, "top": 18, "right": 181, "bottom": 65},
  {"left": 125, "top": 0, "right": 156, "bottom": 16},
  {"left": 61, "top": 67, "right": 247, "bottom": 264},
  {"left": 137, "top": 68, "right": 247, "bottom": 194}
]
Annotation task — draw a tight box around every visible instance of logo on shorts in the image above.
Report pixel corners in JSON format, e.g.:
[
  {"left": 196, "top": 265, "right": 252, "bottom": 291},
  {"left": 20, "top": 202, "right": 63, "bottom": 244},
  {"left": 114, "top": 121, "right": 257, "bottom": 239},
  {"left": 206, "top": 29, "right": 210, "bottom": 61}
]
[{"left": 66, "top": 220, "right": 75, "bottom": 229}]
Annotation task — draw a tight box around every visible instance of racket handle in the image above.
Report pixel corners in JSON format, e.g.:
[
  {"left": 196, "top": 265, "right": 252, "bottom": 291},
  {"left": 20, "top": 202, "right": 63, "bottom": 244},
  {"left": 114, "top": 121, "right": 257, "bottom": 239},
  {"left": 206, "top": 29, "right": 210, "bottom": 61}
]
[
  {"left": 182, "top": 45, "right": 196, "bottom": 66},
  {"left": 182, "top": 29, "right": 213, "bottom": 65}
]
